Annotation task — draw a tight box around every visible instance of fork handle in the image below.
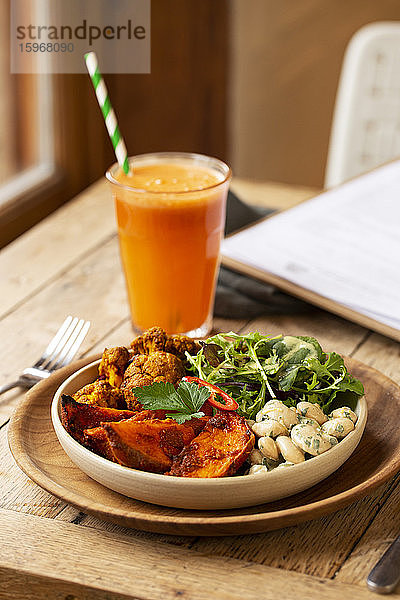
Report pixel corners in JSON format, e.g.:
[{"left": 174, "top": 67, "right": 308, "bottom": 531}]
[{"left": 0, "top": 380, "right": 24, "bottom": 395}]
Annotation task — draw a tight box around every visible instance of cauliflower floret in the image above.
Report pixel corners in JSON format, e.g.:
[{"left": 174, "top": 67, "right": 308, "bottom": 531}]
[
  {"left": 130, "top": 328, "right": 167, "bottom": 355},
  {"left": 165, "top": 335, "right": 200, "bottom": 361},
  {"left": 130, "top": 327, "right": 200, "bottom": 361},
  {"left": 121, "top": 351, "right": 185, "bottom": 410},
  {"left": 73, "top": 379, "right": 126, "bottom": 409},
  {"left": 98, "top": 346, "right": 130, "bottom": 388}
]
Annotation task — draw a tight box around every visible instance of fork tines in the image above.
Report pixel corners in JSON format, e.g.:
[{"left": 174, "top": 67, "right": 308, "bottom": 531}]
[{"left": 34, "top": 316, "right": 91, "bottom": 372}]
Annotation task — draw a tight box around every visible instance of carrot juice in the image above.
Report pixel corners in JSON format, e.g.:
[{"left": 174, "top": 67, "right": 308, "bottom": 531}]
[{"left": 106, "top": 153, "right": 231, "bottom": 336}]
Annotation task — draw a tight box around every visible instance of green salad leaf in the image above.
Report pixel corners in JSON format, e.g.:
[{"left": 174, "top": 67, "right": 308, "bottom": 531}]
[
  {"left": 186, "top": 332, "right": 364, "bottom": 420},
  {"left": 131, "top": 380, "right": 210, "bottom": 424}
]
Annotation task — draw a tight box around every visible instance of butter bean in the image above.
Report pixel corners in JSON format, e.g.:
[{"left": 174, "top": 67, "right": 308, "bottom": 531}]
[
  {"left": 248, "top": 448, "right": 264, "bottom": 465},
  {"left": 248, "top": 464, "right": 268, "bottom": 475},
  {"left": 256, "top": 400, "right": 298, "bottom": 429},
  {"left": 329, "top": 407, "right": 357, "bottom": 424},
  {"left": 251, "top": 419, "right": 288, "bottom": 438},
  {"left": 275, "top": 435, "right": 305, "bottom": 463},
  {"left": 321, "top": 417, "right": 354, "bottom": 438},
  {"left": 296, "top": 415, "right": 320, "bottom": 429},
  {"left": 296, "top": 401, "right": 328, "bottom": 425},
  {"left": 291, "top": 424, "right": 331, "bottom": 456},
  {"left": 258, "top": 436, "right": 279, "bottom": 461}
]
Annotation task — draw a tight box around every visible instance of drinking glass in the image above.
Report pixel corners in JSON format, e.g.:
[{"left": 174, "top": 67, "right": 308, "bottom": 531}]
[{"left": 106, "top": 152, "right": 231, "bottom": 336}]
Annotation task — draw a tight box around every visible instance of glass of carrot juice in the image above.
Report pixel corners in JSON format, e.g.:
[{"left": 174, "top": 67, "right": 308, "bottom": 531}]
[{"left": 106, "top": 152, "right": 231, "bottom": 337}]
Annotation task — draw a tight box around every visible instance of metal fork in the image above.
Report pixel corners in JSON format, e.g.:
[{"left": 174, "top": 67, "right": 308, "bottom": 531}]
[{"left": 0, "top": 316, "right": 91, "bottom": 395}]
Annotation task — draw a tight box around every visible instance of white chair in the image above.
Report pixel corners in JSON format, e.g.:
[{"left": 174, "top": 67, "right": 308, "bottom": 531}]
[{"left": 325, "top": 22, "right": 400, "bottom": 188}]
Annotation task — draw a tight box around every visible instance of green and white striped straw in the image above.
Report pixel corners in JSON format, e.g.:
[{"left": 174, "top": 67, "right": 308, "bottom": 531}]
[{"left": 84, "top": 51, "right": 130, "bottom": 175}]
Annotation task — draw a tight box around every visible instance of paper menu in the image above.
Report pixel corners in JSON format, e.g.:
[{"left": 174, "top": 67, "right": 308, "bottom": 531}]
[{"left": 221, "top": 160, "right": 400, "bottom": 331}]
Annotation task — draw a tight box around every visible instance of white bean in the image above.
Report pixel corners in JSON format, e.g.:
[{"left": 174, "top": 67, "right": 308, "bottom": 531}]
[
  {"left": 261, "top": 399, "right": 283, "bottom": 409},
  {"left": 248, "top": 448, "right": 264, "bottom": 465},
  {"left": 256, "top": 400, "right": 298, "bottom": 429},
  {"left": 275, "top": 435, "right": 305, "bottom": 463},
  {"left": 322, "top": 432, "right": 338, "bottom": 447},
  {"left": 255, "top": 400, "right": 282, "bottom": 422},
  {"left": 291, "top": 424, "right": 331, "bottom": 456},
  {"left": 321, "top": 417, "right": 354, "bottom": 438},
  {"left": 296, "top": 401, "right": 328, "bottom": 425},
  {"left": 296, "top": 415, "right": 320, "bottom": 430},
  {"left": 248, "top": 464, "right": 268, "bottom": 475},
  {"left": 258, "top": 436, "right": 279, "bottom": 461},
  {"left": 329, "top": 407, "right": 357, "bottom": 424},
  {"left": 251, "top": 419, "right": 288, "bottom": 438}
]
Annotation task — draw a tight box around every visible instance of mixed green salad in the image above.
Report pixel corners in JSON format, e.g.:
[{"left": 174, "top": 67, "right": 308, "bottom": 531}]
[{"left": 186, "top": 332, "right": 364, "bottom": 421}]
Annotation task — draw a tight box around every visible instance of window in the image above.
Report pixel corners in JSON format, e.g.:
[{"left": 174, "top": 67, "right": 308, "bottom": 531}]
[{"left": 0, "top": 0, "right": 58, "bottom": 246}]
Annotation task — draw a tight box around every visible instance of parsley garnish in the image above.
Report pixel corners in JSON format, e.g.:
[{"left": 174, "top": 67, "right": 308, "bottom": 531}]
[{"left": 132, "top": 381, "right": 210, "bottom": 424}]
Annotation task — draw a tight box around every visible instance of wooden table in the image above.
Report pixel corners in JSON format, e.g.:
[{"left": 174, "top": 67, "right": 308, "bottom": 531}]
[{"left": 0, "top": 177, "right": 399, "bottom": 599}]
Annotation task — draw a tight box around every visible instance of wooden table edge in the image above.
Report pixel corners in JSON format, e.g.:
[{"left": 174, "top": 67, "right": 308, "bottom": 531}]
[{"left": 0, "top": 507, "right": 388, "bottom": 600}]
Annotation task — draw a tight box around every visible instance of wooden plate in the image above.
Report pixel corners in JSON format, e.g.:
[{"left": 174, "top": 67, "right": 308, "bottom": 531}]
[{"left": 8, "top": 355, "right": 400, "bottom": 536}]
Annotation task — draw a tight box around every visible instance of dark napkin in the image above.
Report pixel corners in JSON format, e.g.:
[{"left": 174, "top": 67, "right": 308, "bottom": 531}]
[{"left": 214, "top": 190, "right": 311, "bottom": 319}]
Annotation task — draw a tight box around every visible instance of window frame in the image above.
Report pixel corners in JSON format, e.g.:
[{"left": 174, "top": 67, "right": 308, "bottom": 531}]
[{"left": 0, "top": 71, "right": 56, "bottom": 214}]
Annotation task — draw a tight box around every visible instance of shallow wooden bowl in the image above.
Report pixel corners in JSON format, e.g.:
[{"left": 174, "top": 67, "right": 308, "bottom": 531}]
[
  {"left": 49, "top": 358, "right": 367, "bottom": 510},
  {"left": 8, "top": 355, "right": 399, "bottom": 535}
]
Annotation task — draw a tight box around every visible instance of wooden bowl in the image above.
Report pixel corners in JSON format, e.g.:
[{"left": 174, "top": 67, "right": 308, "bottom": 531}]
[{"left": 51, "top": 360, "right": 367, "bottom": 510}]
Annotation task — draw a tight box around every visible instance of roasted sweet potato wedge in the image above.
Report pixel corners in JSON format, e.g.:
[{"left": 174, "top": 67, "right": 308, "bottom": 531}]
[
  {"left": 102, "top": 418, "right": 207, "bottom": 473},
  {"left": 84, "top": 426, "right": 118, "bottom": 462},
  {"left": 83, "top": 412, "right": 169, "bottom": 462},
  {"left": 60, "top": 394, "right": 136, "bottom": 444},
  {"left": 83, "top": 413, "right": 196, "bottom": 464},
  {"left": 129, "top": 409, "right": 168, "bottom": 421},
  {"left": 167, "top": 411, "right": 255, "bottom": 478}
]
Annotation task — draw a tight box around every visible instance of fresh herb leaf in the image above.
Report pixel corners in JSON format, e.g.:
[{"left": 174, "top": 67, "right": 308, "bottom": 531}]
[
  {"left": 279, "top": 365, "right": 302, "bottom": 391},
  {"left": 132, "top": 382, "right": 184, "bottom": 411},
  {"left": 323, "top": 352, "right": 345, "bottom": 372},
  {"left": 295, "top": 336, "right": 324, "bottom": 360},
  {"left": 200, "top": 341, "right": 224, "bottom": 367},
  {"left": 131, "top": 380, "right": 209, "bottom": 424},
  {"left": 173, "top": 380, "right": 210, "bottom": 412},
  {"left": 166, "top": 411, "right": 205, "bottom": 424}
]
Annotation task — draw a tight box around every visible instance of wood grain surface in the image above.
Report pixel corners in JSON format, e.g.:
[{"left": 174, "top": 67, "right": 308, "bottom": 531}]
[
  {"left": 1, "top": 177, "right": 400, "bottom": 598},
  {"left": 1, "top": 507, "right": 392, "bottom": 600}
]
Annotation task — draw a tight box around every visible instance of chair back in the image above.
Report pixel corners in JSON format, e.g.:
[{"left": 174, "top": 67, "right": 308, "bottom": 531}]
[{"left": 325, "top": 22, "right": 400, "bottom": 188}]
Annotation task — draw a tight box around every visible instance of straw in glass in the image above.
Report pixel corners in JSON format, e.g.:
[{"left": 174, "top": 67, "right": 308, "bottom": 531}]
[{"left": 84, "top": 51, "right": 130, "bottom": 175}]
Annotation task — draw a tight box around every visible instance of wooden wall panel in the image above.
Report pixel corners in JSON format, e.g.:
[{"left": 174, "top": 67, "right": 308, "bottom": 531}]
[
  {"left": 106, "top": 0, "right": 229, "bottom": 162},
  {"left": 230, "top": 0, "right": 400, "bottom": 186}
]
